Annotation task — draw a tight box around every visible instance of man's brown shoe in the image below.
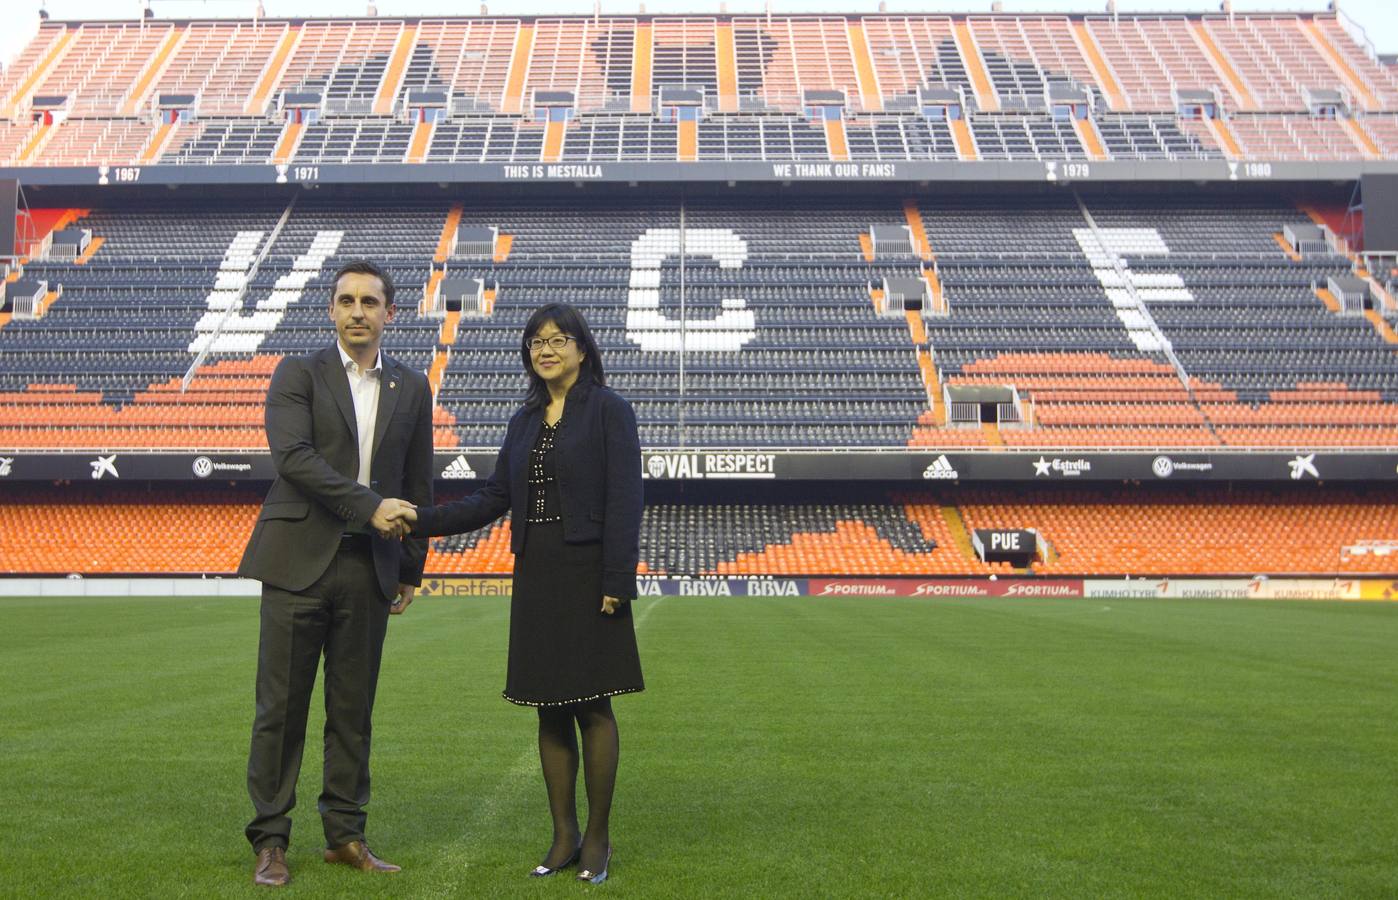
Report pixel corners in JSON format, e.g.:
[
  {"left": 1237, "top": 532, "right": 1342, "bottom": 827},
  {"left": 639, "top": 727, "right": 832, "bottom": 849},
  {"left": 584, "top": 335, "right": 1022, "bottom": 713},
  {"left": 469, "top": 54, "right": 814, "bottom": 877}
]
[
  {"left": 253, "top": 847, "right": 290, "bottom": 886},
  {"left": 323, "top": 840, "right": 401, "bottom": 873}
]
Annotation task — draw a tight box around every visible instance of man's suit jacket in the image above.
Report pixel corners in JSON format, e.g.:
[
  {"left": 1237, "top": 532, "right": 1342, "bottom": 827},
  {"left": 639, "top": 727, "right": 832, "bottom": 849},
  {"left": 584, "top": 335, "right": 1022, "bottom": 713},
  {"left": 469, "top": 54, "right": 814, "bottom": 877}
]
[
  {"left": 413, "top": 379, "right": 642, "bottom": 600},
  {"left": 238, "top": 345, "right": 435, "bottom": 602}
]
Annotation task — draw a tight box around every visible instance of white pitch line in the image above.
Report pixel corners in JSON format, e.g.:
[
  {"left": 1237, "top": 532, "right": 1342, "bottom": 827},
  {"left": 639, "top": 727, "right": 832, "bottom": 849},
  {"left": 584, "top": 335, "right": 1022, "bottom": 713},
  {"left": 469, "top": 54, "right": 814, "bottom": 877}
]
[
  {"left": 633, "top": 594, "right": 666, "bottom": 629},
  {"left": 436, "top": 594, "right": 667, "bottom": 864}
]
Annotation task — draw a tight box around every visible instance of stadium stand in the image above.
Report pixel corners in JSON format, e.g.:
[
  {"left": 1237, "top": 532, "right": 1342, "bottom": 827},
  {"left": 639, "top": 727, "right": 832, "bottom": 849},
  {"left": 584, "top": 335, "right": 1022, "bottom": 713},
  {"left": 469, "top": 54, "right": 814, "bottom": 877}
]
[
  {"left": 0, "top": 13, "right": 1393, "bottom": 166},
  {"left": 959, "top": 485, "right": 1398, "bottom": 576},
  {"left": 0, "top": 10, "right": 1394, "bottom": 582},
  {"left": 270, "top": 20, "right": 404, "bottom": 110},
  {"left": 160, "top": 119, "right": 285, "bottom": 165},
  {"left": 403, "top": 18, "right": 518, "bottom": 113},
  {"left": 2, "top": 484, "right": 1393, "bottom": 578},
  {"left": 1, "top": 191, "right": 1396, "bottom": 450},
  {"left": 145, "top": 22, "right": 289, "bottom": 118},
  {"left": 31, "top": 118, "right": 156, "bottom": 166}
]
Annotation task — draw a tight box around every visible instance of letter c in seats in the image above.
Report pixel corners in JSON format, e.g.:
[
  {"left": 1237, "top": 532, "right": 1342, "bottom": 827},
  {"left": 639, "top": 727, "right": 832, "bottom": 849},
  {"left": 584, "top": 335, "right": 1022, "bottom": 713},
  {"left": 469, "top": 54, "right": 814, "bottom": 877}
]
[{"left": 625, "top": 228, "right": 756, "bottom": 352}]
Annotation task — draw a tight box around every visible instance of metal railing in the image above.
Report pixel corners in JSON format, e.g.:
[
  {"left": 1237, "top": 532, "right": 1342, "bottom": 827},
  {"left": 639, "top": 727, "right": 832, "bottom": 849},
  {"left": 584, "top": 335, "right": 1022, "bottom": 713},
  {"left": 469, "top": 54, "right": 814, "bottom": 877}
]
[{"left": 179, "top": 191, "right": 297, "bottom": 391}]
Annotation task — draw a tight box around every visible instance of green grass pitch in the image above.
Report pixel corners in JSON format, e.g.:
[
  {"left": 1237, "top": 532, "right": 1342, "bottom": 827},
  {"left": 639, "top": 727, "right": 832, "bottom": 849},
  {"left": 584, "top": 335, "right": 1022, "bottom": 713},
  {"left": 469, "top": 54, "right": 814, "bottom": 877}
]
[{"left": 2, "top": 594, "right": 1396, "bottom": 898}]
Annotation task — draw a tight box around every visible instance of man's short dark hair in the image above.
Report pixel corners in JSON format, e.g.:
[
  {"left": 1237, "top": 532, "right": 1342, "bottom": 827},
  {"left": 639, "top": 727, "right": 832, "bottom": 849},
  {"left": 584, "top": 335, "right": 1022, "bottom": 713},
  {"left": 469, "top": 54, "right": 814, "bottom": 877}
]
[{"left": 331, "top": 260, "right": 395, "bottom": 307}]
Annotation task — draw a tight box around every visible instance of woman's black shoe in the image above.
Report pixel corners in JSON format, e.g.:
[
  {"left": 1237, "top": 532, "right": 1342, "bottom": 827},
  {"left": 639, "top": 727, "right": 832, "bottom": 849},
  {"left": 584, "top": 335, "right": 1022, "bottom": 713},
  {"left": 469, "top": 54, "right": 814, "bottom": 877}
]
[
  {"left": 528, "top": 843, "right": 581, "bottom": 877},
  {"left": 576, "top": 847, "right": 611, "bottom": 884}
]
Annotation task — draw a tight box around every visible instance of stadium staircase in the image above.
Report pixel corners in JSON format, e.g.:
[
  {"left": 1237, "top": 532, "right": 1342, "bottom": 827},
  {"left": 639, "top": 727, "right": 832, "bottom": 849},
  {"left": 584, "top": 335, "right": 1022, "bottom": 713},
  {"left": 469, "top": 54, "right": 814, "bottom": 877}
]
[
  {"left": 405, "top": 119, "right": 434, "bottom": 163},
  {"left": 272, "top": 121, "right": 303, "bottom": 165},
  {"left": 823, "top": 117, "right": 850, "bottom": 162},
  {"left": 1072, "top": 21, "right": 1124, "bottom": 111},
  {"left": 630, "top": 23, "right": 653, "bottom": 113},
  {"left": 1072, "top": 118, "right": 1108, "bottom": 160},
  {"left": 1301, "top": 18, "right": 1378, "bottom": 111},
  {"left": 846, "top": 22, "right": 881, "bottom": 113},
  {"left": 1299, "top": 203, "right": 1398, "bottom": 346},
  {"left": 373, "top": 23, "right": 417, "bottom": 116},
  {"left": 501, "top": 24, "right": 533, "bottom": 115},
  {"left": 244, "top": 25, "right": 298, "bottom": 115},
  {"left": 937, "top": 504, "right": 978, "bottom": 563},
  {"left": 1, "top": 27, "right": 76, "bottom": 118},
  {"left": 1189, "top": 20, "right": 1258, "bottom": 112},
  {"left": 120, "top": 25, "right": 184, "bottom": 116}
]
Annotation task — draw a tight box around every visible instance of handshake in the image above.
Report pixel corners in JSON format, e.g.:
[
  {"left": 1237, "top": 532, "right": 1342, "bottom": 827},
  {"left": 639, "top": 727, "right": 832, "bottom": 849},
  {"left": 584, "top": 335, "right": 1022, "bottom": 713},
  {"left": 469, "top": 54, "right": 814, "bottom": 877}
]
[{"left": 370, "top": 498, "right": 419, "bottom": 540}]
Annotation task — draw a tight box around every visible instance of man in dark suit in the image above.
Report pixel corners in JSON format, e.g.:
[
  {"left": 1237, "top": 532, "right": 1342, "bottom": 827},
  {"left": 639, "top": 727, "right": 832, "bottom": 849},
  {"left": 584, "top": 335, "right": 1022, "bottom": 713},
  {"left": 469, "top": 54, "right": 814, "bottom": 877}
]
[{"left": 238, "top": 259, "right": 434, "bottom": 887}]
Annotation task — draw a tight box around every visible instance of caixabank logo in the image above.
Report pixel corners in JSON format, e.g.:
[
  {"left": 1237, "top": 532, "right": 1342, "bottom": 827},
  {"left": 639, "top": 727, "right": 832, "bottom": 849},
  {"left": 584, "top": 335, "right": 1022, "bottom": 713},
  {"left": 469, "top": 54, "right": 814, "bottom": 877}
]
[{"left": 1288, "top": 453, "right": 1320, "bottom": 480}]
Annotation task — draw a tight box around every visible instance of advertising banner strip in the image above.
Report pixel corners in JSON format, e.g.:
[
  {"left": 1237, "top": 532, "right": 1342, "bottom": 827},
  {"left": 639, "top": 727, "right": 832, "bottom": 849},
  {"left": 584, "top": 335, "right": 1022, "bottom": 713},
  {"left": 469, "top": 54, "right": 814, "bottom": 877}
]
[
  {"left": 2, "top": 158, "right": 1395, "bottom": 189},
  {"left": 1359, "top": 580, "right": 1398, "bottom": 601},
  {"left": 416, "top": 577, "right": 1090, "bottom": 598},
  {"left": 807, "top": 579, "right": 1086, "bottom": 597},
  {"left": 3, "top": 451, "right": 1396, "bottom": 483},
  {"left": 416, "top": 578, "right": 514, "bottom": 598},
  {"left": 1083, "top": 578, "right": 1376, "bottom": 601},
  {"left": 368, "top": 577, "right": 1394, "bottom": 600}
]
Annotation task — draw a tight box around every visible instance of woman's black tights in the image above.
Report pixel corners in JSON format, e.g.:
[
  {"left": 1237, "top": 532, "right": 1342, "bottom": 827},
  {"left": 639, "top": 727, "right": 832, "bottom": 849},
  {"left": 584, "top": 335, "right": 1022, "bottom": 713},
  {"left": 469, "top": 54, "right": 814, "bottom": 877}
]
[{"left": 536, "top": 697, "right": 618, "bottom": 872}]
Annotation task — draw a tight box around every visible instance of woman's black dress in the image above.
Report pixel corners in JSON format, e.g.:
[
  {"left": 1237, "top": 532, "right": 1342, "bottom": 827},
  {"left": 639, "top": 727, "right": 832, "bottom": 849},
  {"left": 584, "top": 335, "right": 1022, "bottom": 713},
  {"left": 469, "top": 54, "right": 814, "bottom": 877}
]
[{"left": 504, "top": 420, "right": 645, "bottom": 707}]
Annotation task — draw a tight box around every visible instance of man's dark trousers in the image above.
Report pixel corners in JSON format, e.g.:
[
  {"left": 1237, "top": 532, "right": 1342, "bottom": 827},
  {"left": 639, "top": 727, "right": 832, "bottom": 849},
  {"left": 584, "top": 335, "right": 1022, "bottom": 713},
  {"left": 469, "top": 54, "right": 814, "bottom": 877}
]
[{"left": 245, "top": 536, "right": 389, "bottom": 852}]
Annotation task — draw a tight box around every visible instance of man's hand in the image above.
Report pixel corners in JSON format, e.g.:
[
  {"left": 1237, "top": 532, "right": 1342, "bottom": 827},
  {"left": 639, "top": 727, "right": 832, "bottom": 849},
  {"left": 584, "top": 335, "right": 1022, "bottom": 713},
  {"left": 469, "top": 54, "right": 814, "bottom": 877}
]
[
  {"left": 601, "top": 595, "right": 626, "bottom": 615},
  {"left": 371, "top": 498, "right": 416, "bottom": 539},
  {"left": 391, "top": 584, "right": 415, "bottom": 615}
]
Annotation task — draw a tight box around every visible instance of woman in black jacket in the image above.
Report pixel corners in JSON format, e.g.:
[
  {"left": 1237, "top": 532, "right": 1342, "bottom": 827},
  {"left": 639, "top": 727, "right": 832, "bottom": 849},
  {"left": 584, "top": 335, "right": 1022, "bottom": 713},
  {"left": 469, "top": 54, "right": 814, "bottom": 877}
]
[{"left": 393, "top": 303, "right": 643, "bottom": 884}]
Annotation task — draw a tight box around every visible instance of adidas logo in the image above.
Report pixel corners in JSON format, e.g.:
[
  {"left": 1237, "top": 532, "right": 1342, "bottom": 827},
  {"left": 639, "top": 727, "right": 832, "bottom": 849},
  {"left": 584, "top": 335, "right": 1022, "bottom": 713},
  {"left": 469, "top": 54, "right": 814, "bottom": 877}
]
[
  {"left": 441, "top": 455, "right": 478, "bottom": 480},
  {"left": 922, "top": 455, "right": 959, "bottom": 480}
]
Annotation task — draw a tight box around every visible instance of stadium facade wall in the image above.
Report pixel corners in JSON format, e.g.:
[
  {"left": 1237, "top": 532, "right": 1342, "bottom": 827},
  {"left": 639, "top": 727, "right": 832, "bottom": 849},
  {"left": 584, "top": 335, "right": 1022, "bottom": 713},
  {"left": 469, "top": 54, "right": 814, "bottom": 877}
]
[
  {"left": 3, "top": 159, "right": 1396, "bottom": 190},
  {"left": 2, "top": 450, "right": 1393, "bottom": 483}
]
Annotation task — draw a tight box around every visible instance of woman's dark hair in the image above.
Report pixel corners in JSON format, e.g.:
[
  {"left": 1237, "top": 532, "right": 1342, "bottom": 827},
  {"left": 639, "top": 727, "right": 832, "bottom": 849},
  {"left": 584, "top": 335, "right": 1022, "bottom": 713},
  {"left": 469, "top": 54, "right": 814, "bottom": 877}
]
[{"left": 521, "top": 303, "right": 606, "bottom": 409}]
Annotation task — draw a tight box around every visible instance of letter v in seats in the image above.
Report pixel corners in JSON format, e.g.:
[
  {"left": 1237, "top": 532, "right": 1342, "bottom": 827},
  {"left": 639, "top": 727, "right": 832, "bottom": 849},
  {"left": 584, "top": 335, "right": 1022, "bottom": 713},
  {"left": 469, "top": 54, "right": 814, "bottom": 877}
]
[{"left": 189, "top": 231, "right": 345, "bottom": 357}]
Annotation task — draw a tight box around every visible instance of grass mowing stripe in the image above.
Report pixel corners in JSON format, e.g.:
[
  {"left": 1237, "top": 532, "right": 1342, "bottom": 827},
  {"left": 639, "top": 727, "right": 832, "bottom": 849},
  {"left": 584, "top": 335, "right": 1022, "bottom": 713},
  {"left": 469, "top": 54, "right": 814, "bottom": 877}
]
[{"left": 0, "top": 595, "right": 1394, "bottom": 898}]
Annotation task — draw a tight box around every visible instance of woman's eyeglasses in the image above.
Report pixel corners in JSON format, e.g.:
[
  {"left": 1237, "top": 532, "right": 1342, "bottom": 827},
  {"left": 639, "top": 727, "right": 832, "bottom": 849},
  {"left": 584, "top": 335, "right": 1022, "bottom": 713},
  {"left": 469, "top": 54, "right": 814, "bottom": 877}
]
[{"left": 525, "top": 335, "right": 576, "bottom": 352}]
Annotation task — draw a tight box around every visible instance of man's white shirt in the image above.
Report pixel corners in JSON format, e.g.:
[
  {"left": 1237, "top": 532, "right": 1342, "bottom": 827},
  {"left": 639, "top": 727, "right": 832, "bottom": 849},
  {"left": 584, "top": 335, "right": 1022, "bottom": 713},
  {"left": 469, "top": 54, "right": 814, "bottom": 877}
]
[{"left": 337, "top": 342, "right": 381, "bottom": 488}]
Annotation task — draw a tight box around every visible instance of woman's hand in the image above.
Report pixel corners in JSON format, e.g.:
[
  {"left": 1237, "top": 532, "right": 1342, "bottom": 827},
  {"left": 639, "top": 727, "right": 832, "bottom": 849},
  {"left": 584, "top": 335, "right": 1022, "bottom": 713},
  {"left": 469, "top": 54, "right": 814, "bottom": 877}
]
[{"left": 601, "top": 595, "right": 626, "bottom": 615}]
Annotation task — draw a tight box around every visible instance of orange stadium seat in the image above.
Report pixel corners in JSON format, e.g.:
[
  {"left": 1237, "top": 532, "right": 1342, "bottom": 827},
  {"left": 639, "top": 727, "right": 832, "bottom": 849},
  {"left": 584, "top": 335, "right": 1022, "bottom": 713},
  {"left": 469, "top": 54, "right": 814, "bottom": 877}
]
[
  {"left": 1, "top": 486, "right": 1392, "bottom": 577},
  {"left": 0, "top": 490, "right": 259, "bottom": 573},
  {"left": 958, "top": 487, "right": 1398, "bottom": 576}
]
